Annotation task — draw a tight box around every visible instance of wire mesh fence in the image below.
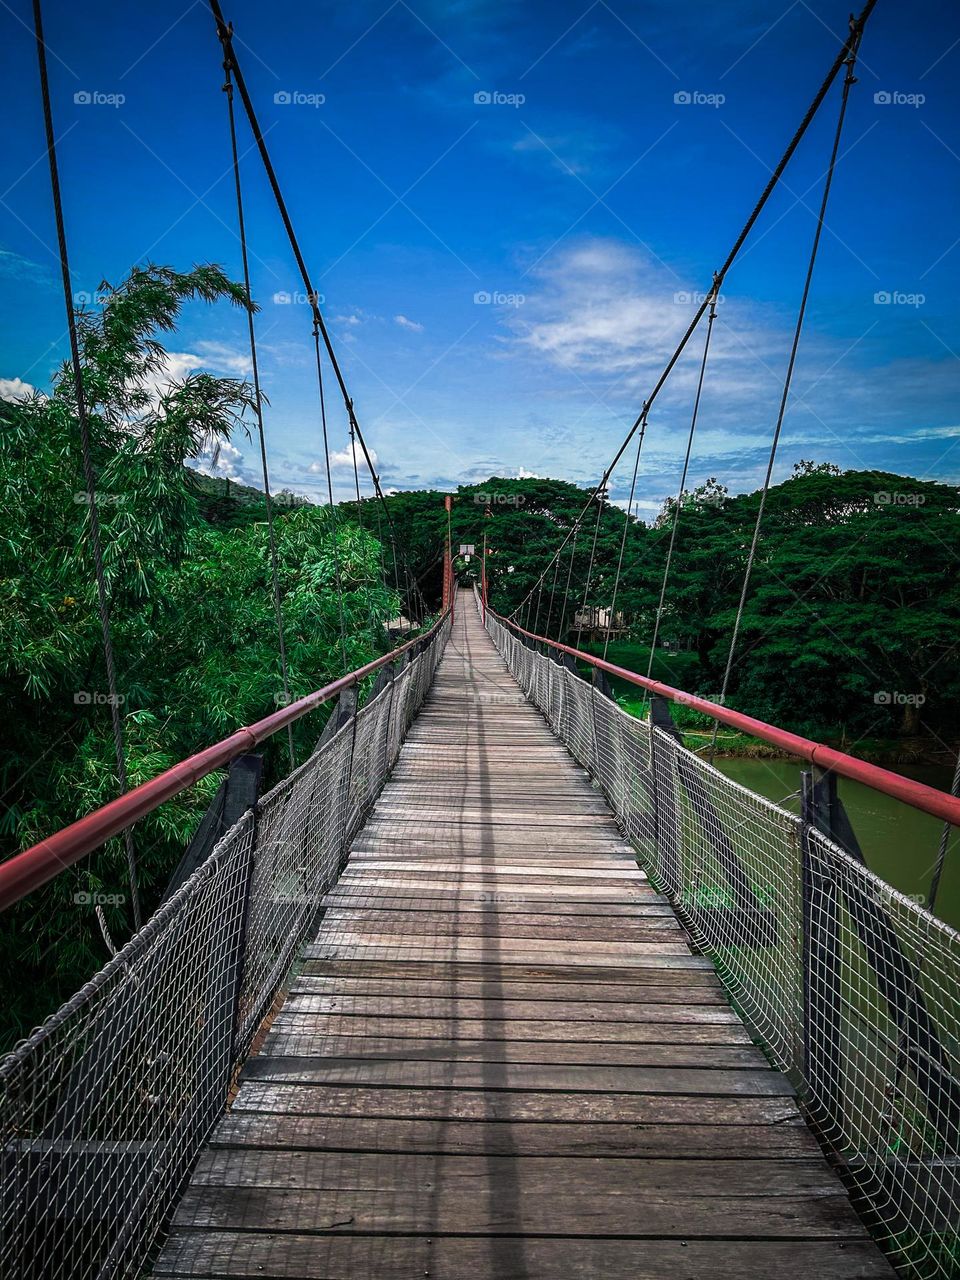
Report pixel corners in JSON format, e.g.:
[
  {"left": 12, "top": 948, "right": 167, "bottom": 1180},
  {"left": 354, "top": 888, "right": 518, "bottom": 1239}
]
[
  {"left": 0, "top": 617, "right": 449, "bottom": 1280},
  {"left": 484, "top": 602, "right": 960, "bottom": 1280}
]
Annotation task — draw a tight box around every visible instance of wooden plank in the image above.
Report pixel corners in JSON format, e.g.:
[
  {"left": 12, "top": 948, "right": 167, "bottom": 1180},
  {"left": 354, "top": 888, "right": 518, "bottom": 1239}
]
[
  {"left": 282, "top": 991, "right": 734, "bottom": 1018},
  {"left": 319, "top": 913, "right": 685, "bottom": 942},
  {"left": 334, "top": 864, "right": 646, "bottom": 879},
  {"left": 311, "top": 932, "right": 692, "bottom": 956},
  {"left": 299, "top": 957, "right": 721, "bottom": 982},
  {"left": 258, "top": 1035, "right": 766, "bottom": 1068},
  {"left": 210, "top": 1113, "right": 821, "bottom": 1158},
  {"left": 186, "top": 1149, "right": 849, "bottom": 1198},
  {"left": 241, "top": 1058, "right": 795, "bottom": 1095},
  {"left": 230, "top": 1083, "right": 804, "bottom": 1125},
  {"left": 321, "top": 891, "right": 674, "bottom": 915},
  {"left": 309, "top": 945, "right": 713, "bottom": 970},
  {"left": 326, "top": 877, "right": 653, "bottom": 900},
  {"left": 288, "top": 975, "right": 729, "bottom": 1004},
  {"left": 154, "top": 1233, "right": 893, "bottom": 1279},
  {"left": 172, "top": 1155, "right": 863, "bottom": 1238}
]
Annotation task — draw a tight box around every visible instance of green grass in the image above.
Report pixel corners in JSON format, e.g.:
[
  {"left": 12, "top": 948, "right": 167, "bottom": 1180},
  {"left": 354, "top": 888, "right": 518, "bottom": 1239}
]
[{"left": 581, "top": 639, "right": 701, "bottom": 690}]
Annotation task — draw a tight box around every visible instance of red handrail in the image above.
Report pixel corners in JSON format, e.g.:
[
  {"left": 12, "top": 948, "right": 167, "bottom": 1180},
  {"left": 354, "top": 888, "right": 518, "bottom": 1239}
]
[
  {"left": 492, "top": 608, "right": 960, "bottom": 829},
  {"left": 0, "top": 613, "right": 449, "bottom": 912}
]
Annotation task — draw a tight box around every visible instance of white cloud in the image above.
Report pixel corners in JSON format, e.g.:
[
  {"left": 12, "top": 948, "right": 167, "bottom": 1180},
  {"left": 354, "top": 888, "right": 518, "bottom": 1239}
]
[
  {"left": 0, "top": 376, "right": 36, "bottom": 401},
  {"left": 188, "top": 438, "right": 246, "bottom": 480},
  {"left": 135, "top": 345, "right": 251, "bottom": 410},
  {"left": 310, "top": 441, "right": 380, "bottom": 473},
  {"left": 512, "top": 239, "right": 697, "bottom": 379},
  {"left": 511, "top": 131, "right": 608, "bottom": 178},
  {"left": 394, "top": 314, "right": 424, "bottom": 332},
  {"left": 331, "top": 441, "right": 379, "bottom": 470},
  {"left": 193, "top": 341, "right": 252, "bottom": 376}
]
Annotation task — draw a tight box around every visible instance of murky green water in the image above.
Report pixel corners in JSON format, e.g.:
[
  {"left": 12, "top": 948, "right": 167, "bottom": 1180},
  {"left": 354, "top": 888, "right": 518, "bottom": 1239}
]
[{"left": 715, "top": 757, "right": 960, "bottom": 931}]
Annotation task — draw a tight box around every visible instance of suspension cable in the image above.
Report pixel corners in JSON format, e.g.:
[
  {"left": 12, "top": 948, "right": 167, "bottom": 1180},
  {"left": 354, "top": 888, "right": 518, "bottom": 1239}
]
[
  {"left": 545, "top": 549, "right": 563, "bottom": 637},
  {"left": 557, "top": 526, "right": 579, "bottom": 641},
  {"left": 313, "top": 323, "right": 350, "bottom": 674},
  {"left": 349, "top": 414, "right": 364, "bottom": 531},
  {"left": 646, "top": 287, "right": 719, "bottom": 680},
  {"left": 602, "top": 409, "right": 647, "bottom": 661},
  {"left": 532, "top": 575, "right": 545, "bottom": 635},
  {"left": 208, "top": 1, "right": 428, "bottom": 623},
  {"left": 220, "top": 50, "right": 295, "bottom": 767},
  {"left": 32, "top": 0, "right": 141, "bottom": 929},
  {"left": 574, "top": 485, "right": 606, "bottom": 651},
  {"left": 348, "top": 414, "right": 382, "bottom": 638},
  {"left": 508, "top": 0, "right": 876, "bottom": 626},
  {"left": 708, "top": 23, "right": 864, "bottom": 763}
]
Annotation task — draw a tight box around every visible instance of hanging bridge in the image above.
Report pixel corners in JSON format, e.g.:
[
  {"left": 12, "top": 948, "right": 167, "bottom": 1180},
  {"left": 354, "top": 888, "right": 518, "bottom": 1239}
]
[
  {"left": 157, "top": 595, "right": 890, "bottom": 1279},
  {"left": 5, "top": 0, "right": 960, "bottom": 1276},
  {"left": 3, "top": 590, "right": 959, "bottom": 1279}
]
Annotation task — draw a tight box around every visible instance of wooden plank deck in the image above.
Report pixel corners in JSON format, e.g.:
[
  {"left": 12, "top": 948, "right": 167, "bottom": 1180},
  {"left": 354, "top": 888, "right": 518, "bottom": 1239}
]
[{"left": 156, "top": 596, "right": 893, "bottom": 1279}]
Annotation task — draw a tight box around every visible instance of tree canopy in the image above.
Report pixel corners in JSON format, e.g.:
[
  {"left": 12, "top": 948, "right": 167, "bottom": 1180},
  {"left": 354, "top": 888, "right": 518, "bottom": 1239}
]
[
  {"left": 361, "top": 468, "right": 960, "bottom": 746},
  {"left": 0, "top": 265, "right": 398, "bottom": 1046}
]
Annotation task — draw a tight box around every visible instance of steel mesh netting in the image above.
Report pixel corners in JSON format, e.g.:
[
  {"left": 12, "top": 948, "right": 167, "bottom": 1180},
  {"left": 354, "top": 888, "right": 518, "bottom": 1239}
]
[
  {"left": 484, "top": 601, "right": 960, "bottom": 1279},
  {"left": 0, "top": 617, "right": 449, "bottom": 1280},
  {"left": 804, "top": 829, "right": 960, "bottom": 1278}
]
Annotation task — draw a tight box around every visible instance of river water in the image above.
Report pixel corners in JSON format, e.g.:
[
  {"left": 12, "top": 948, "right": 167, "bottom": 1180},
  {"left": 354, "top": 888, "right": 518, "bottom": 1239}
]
[{"left": 715, "top": 757, "right": 960, "bottom": 931}]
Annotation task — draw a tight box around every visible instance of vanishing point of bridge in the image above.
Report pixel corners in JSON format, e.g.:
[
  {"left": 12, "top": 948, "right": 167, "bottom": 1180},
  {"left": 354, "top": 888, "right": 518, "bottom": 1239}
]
[{"left": 154, "top": 595, "right": 896, "bottom": 1278}]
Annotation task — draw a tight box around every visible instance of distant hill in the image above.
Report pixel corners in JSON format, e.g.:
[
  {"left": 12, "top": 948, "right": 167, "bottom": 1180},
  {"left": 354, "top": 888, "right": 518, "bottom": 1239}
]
[{"left": 190, "top": 469, "right": 313, "bottom": 528}]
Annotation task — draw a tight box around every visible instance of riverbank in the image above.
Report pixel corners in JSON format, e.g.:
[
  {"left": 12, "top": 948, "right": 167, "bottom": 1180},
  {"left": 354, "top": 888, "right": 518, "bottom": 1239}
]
[
  {"left": 601, "top": 680, "right": 954, "bottom": 768},
  {"left": 660, "top": 721, "right": 954, "bottom": 769}
]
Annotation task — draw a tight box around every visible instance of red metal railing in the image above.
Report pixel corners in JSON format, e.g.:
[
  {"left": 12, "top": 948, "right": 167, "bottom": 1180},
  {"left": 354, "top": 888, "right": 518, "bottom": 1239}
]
[
  {"left": 0, "top": 613, "right": 449, "bottom": 912},
  {"left": 494, "top": 608, "right": 960, "bottom": 829}
]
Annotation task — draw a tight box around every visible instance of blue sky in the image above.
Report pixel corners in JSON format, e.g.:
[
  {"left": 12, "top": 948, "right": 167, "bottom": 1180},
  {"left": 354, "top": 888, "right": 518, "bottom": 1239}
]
[{"left": 2, "top": 0, "right": 958, "bottom": 515}]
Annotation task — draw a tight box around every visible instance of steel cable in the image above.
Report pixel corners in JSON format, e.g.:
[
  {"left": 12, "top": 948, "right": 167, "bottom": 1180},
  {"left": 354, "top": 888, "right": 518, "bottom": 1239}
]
[
  {"left": 32, "top": 0, "right": 141, "bottom": 928},
  {"left": 221, "top": 54, "right": 295, "bottom": 767},
  {"left": 708, "top": 24, "right": 864, "bottom": 763},
  {"left": 508, "top": 0, "right": 877, "bottom": 626},
  {"left": 646, "top": 289, "right": 719, "bottom": 680},
  {"left": 602, "top": 410, "right": 647, "bottom": 662}
]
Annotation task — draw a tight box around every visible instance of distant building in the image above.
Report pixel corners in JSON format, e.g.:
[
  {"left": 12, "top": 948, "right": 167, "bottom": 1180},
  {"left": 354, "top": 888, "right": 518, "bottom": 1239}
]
[{"left": 572, "top": 606, "right": 627, "bottom": 636}]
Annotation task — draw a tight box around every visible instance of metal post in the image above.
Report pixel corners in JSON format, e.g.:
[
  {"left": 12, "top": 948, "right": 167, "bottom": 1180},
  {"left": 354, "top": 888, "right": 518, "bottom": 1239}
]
[
  {"left": 801, "top": 767, "right": 843, "bottom": 1123},
  {"left": 649, "top": 694, "right": 683, "bottom": 900}
]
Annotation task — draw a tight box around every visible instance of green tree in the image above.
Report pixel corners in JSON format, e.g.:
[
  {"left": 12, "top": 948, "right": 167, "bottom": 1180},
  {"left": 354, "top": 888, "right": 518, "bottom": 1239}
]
[{"left": 0, "top": 264, "right": 398, "bottom": 1047}]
